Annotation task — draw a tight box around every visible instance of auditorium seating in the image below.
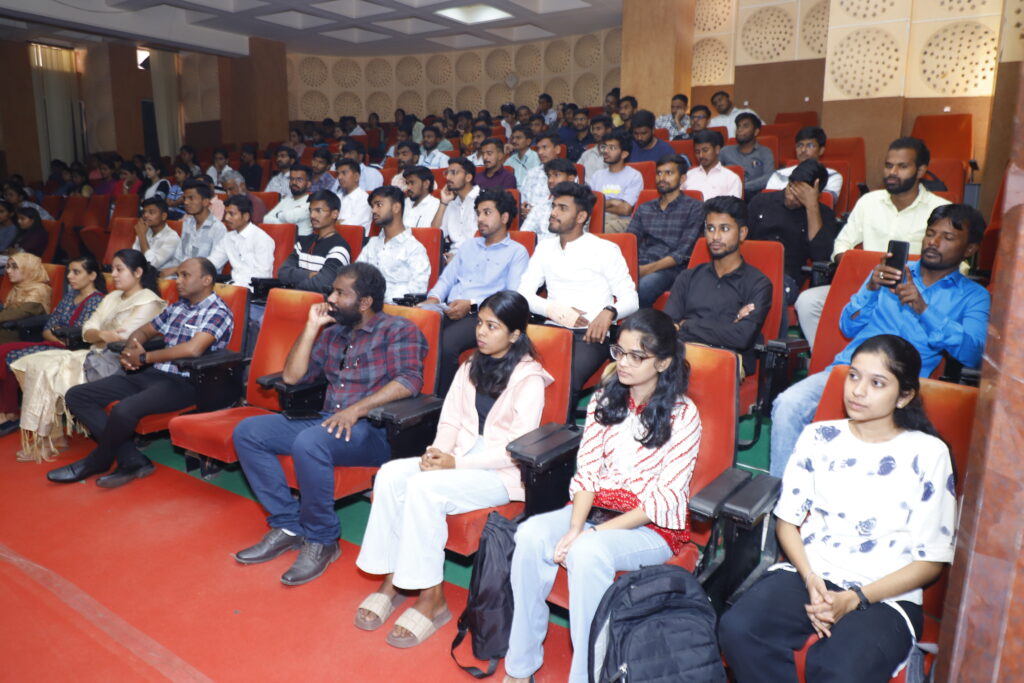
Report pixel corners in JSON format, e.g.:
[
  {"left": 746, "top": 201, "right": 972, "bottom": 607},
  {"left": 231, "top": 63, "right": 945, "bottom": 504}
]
[
  {"left": 626, "top": 161, "right": 657, "bottom": 189},
  {"left": 411, "top": 227, "right": 443, "bottom": 290},
  {"left": 911, "top": 114, "right": 973, "bottom": 170},
  {"left": 334, "top": 224, "right": 365, "bottom": 262},
  {"left": 258, "top": 222, "right": 298, "bottom": 273}
]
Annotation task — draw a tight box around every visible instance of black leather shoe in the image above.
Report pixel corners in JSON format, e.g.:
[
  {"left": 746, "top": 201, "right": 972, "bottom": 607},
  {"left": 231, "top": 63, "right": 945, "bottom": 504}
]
[
  {"left": 95, "top": 462, "right": 156, "bottom": 489},
  {"left": 281, "top": 540, "right": 341, "bottom": 585},
  {"left": 47, "top": 458, "right": 109, "bottom": 483},
  {"left": 234, "top": 529, "right": 304, "bottom": 565}
]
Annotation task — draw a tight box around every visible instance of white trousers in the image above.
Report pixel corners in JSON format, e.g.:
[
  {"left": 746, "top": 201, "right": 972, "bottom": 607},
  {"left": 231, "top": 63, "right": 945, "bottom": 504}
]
[
  {"left": 355, "top": 454, "right": 510, "bottom": 590},
  {"left": 794, "top": 285, "right": 830, "bottom": 349}
]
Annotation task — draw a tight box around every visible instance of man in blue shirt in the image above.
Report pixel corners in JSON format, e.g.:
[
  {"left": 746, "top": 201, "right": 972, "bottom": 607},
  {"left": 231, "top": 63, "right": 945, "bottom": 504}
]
[
  {"left": 769, "top": 203, "right": 990, "bottom": 476},
  {"left": 420, "top": 188, "right": 530, "bottom": 392},
  {"left": 629, "top": 110, "right": 678, "bottom": 164}
]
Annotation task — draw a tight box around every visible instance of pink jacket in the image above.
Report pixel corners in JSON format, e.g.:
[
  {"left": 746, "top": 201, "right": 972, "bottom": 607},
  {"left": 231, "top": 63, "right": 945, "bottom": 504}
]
[{"left": 433, "top": 357, "right": 553, "bottom": 501}]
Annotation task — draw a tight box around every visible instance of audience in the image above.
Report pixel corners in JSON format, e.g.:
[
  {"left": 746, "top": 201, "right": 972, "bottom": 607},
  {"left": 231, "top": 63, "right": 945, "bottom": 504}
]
[
  {"left": 341, "top": 141, "right": 384, "bottom": 192},
  {"left": 0, "top": 253, "right": 52, "bottom": 345},
  {"left": 630, "top": 110, "right": 677, "bottom": 164},
  {"left": 578, "top": 114, "right": 612, "bottom": 181},
  {"left": 506, "top": 125, "right": 541, "bottom": 186},
  {"left": 401, "top": 166, "right": 441, "bottom": 229},
  {"left": 720, "top": 113, "right": 775, "bottom": 195},
  {"left": 390, "top": 141, "right": 420, "bottom": 192},
  {"left": 131, "top": 197, "right": 181, "bottom": 271},
  {"left": 159, "top": 180, "right": 227, "bottom": 278},
  {"left": 520, "top": 158, "right": 579, "bottom": 241},
  {"left": 221, "top": 169, "right": 267, "bottom": 224},
  {"left": 419, "top": 126, "right": 449, "bottom": 169},
  {"left": 565, "top": 108, "right": 594, "bottom": 162},
  {"left": 709, "top": 91, "right": 759, "bottom": 138},
  {"left": 335, "top": 158, "right": 373, "bottom": 234},
  {"left": 656, "top": 93, "right": 691, "bottom": 140},
  {"left": 432, "top": 157, "right": 480, "bottom": 258},
  {"left": 617, "top": 95, "right": 637, "bottom": 131},
  {"left": 265, "top": 146, "right": 296, "bottom": 197},
  {"left": 205, "top": 149, "right": 231, "bottom": 190},
  {"left": 264, "top": 164, "right": 313, "bottom": 236},
  {"left": 464, "top": 125, "right": 489, "bottom": 166},
  {"left": 684, "top": 130, "right": 743, "bottom": 200},
  {"left": 765, "top": 126, "right": 844, "bottom": 200},
  {"left": 476, "top": 138, "right": 517, "bottom": 190},
  {"left": 537, "top": 93, "right": 557, "bottom": 127},
  {"left": 357, "top": 186, "right": 430, "bottom": 303},
  {"left": 238, "top": 145, "right": 263, "bottom": 192},
  {"left": 519, "top": 133, "right": 564, "bottom": 225},
  {"left": 142, "top": 159, "right": 171, "bottom": 201},
  {"left": 276, "top": 190, "right": 351, "bottom": 294},
  {"left": 208, "top": 195, "right": 275, "bottom": 291},
  {"left": 178, "top": 145, "right": 201, "bottom": 177},
  {"left": 589, "top": 128, "right": 642, "bottom": 233},
  {"left": 11, "top": 207, "right": 49, "bottom": 258},
  {"left": 309, "top": 148, "right": 340, "bottom": 195},
  {"left": 689, "top": 104, "right": 711, "bottom": 134}
]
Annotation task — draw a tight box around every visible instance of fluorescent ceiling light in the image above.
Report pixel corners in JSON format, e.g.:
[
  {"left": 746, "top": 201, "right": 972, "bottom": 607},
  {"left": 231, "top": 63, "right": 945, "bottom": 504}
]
[{"left": 435, "top": 3, "right": 513, "bottom": 25}]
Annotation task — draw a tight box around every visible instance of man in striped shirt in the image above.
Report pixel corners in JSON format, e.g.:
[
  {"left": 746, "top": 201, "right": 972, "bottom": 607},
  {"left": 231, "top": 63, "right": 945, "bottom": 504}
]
[{"left": 277, "top": 190, "right": 351, "bottom": 293}]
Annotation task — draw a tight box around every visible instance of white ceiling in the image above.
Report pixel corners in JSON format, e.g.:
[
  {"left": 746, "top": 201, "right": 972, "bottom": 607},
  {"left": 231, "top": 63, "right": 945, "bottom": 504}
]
[{"left": 0, "top": 0, "right": 622, "bottom": 56}]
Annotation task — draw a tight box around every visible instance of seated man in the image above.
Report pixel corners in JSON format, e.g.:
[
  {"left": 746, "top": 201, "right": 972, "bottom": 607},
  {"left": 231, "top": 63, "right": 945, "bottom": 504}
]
[
  {"left": 49, "top": 258, "right": 233, "bottom": 487},
  {"left": 520, "top": 158, "right": 578, "bottom": 241},
  {"left": 209, "top": 195, "right": 275, "bottom": 291},
  {"left": 389, "top": 141, "right": 421, "bottom": 193},
  {"left": 709, "top": 91, "right": 759, "bottom": 139},
  {"left": 565, "top": 108, "right": 594, "bottom": 163},
  {"left": 770, "top": 203, "right": 990, "bottom": 477},
  {"left": 748, "top": 160, "right": 838, "bottom": 305},
  {"left": 506, "top": 125, "right": 541, "bottom": 188},
  {"left": 132, "top": 197, "right": 181, "bottom": 271},
  {"left": 664, "top": 196, "right": 772, "bottom": 378},
  {"left": 264, "top": 164, "right": 313, "bottom": 236},
  {"left": 519, "top": 133, "right": 564, "bottom": 223},
  {"left": 475, "top": 137, "right": 517, "bottom": 190},
  {"left": 518, "top": 182, "right": 638, "bottom": 404},
  {"left": 159, "top": 179, "right": 227, "bottom": 278},
  {"left": 341, "top": 141, "right": 383, "bottom": 192},
  {"left": 628, "top": 154, "right": 705, "bottom": 307},
  {"left": 464, "top": 125, "right": 490, "bottom": 166},
  {"left": 232, "top": 262, "right": 427, "bottom": 586},
  {"left": 265, "top": 146, "right": 296, "bottom": 197},
  {"left": 630, "top": 109, "right": 677, "bottom": 164},
  {"left": 357, "top": 186, "right": 430, "bottom": 302},
  {"left": 588, "top": 128, "right": 643, "bottom": 233},
  {"left": 309, "top": 148, "right": 340, "bottom": 195},
  {"left": 432, "top": 157, "right": 480, "bottom": 259},
  {"left": 684, "top": 130, "right": 743, "bottom": 201},
  {"left": 794, "top": 137, "right": 949, "bottom": 347},
  {"left": 655, "top": 93, "right": 691, "bottom": 140},
  {"left": 335, "top": 159, "right": 373, "bottom": 235},
  {"left": 765, "top": 126, "right": 844, "bottom": 200},
  {"left": 222, "top": 169, "right": 267, "bottom": 223},
  {"left": 401, "top": 166, "right": 441, "bottom": 229},
  {"left": 720, "top": 113, "right": 775, "bottom": 195},
  {"left": 277, "top": 190, "right": 351, "bottom": 293},
  {"left": 421, "top": 188, "right": 530, "bottom": 391},
  {"left": 617, "top": 95, "right": 637, "bottom": 132},
  {"left": 418, "top": 126, "right": 449, "bottom": 170},
  {"left": 578, "top": 115, "right": 612, "bottom": 181},
  {"left": 689, "top": 105, "right": 711, "bottom": 135},
  {"left": 238, "top": 145, "right": 263, "bottom": 192}
]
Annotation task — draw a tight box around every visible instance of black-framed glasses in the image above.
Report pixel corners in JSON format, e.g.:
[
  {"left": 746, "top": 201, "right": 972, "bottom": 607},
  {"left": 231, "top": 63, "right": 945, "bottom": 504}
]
[{"left": 609, "top": 345, "right": 653, "bottom": 366}]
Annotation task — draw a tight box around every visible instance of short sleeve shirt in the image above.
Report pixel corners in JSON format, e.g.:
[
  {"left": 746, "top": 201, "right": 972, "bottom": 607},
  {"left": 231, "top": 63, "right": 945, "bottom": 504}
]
[{"left": 149, "top": 293, "right": 234, "bottom": 376}]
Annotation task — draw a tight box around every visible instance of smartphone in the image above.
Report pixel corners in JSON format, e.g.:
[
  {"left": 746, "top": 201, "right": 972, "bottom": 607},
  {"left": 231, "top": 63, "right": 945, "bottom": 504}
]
[
  {"left": 884, "top": 240, "right": 911, "bottom": 287},
  {"left": 283, "top": 409, "right": 322, "bottom": 421},
  {"left": 586, "top": 506, "right": 623, "bottom": 526}
]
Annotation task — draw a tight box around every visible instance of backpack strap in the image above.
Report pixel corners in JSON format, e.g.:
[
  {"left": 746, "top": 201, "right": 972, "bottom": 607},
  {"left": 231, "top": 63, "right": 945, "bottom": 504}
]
[{"left": 451, "top": 620, "right": 500, "bottom": 678}]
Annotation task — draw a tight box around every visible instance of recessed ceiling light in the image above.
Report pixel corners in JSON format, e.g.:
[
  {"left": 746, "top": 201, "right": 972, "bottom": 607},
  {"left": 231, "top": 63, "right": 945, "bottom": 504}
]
[{"left": 435, "top": 3, "right": 513, "bottom": 25}]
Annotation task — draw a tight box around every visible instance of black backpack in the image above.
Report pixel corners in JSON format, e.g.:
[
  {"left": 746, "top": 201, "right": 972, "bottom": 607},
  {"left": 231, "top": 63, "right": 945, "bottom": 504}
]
[
  {"left": 450, "top": 511, "right": 518, "bottom": 678},
  {"left": 589, "top": 564, "right": 726, "bottom": 683}
]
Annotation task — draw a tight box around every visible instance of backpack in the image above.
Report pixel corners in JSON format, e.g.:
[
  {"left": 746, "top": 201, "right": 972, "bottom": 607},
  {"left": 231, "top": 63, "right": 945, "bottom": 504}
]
[
  {"left": 450, "top": 511, "right": 518, "bottom": 678},
  {"left": 589, "top": 564, "right": 726, "bottom": 683}
]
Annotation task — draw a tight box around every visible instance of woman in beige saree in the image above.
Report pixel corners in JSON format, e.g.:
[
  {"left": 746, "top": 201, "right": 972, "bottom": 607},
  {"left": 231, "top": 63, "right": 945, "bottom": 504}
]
[{"left": 11, "top": 249, "right": 165, "bottom": 462}]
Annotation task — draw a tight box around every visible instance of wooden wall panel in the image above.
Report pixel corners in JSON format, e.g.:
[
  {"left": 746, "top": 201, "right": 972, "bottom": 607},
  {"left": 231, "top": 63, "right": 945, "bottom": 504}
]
[
  {"left": 733, "top": 59, "right": 825, "bottom": 126},
  {"left": 822, "top": 97, "right": 904, "bottom": 188},
  {"left": 108, "top": 42, "right": 153, "bottom": 157},
  {"left": 0, "top": 41, "right": 42, "bottom": 182}
]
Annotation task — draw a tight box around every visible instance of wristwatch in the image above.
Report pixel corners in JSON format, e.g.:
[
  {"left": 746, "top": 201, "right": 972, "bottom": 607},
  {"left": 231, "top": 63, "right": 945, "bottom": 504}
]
[
  {"left": 851, "top": 586, "right": 870, "bottom": 611},
  {"left": 139, "top": 352, "right": 147, "bottom": 366},
  {"left": 602, "top": 305, "right": 618, "bottom": 319}
]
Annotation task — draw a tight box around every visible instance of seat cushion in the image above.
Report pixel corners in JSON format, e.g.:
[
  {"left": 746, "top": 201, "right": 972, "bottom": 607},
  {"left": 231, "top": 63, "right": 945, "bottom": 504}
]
[
  {"left": 276, "top": 457, "right": 380, "bottom": 501},
  {"left": 168, "top": 406, "right": 274, "bottom": 463},
  {"left": 446, "top": 503, "right": 524, "bottom": 557},
  {"left": 136, "top": 406, "right": 195, "bottom": 435}
]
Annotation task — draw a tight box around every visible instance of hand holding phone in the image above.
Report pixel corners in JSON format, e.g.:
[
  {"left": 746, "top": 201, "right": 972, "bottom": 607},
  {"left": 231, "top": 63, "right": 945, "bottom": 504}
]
[{"left": 882, "top": 240, "right": 911, "bottom": 287}]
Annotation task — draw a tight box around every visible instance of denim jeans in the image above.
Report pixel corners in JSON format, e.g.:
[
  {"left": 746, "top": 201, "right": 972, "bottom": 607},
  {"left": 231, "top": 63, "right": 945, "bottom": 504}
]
[
  {"left": 637, "top": 269, "right": 679, "bottom": 308},
  {"left": 769, "top": 369, "right": 831, "bottom": 477},
  {"left": 233, "top": 412, "right": 391, "bottom": 543},
  {"left": 504, "top": 505, "right": 671, "bottom": 682}
]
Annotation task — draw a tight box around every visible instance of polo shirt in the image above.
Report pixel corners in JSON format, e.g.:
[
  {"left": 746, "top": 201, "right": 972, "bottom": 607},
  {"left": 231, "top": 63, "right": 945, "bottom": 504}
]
[
  {"left": 720, "top": 142, "right": 775, "bottom": 192},
  {"left": 747, "top": 190, "right": 838, "bottom": 286},
  {"left": 475, "top": 167, "right": 517, "bottom": 191}
]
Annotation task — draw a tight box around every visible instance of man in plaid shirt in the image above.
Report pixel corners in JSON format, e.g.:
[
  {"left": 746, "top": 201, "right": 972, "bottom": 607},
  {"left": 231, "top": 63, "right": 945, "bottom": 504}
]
[
  {"left": 51, "top": 258, "right": 234, "bottom": 489},
  {"left": 233, "top": 262, "right": 428, "bottom": 586}
]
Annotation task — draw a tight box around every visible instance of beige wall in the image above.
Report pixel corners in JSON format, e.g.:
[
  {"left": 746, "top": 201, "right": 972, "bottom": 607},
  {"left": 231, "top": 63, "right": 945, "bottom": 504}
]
[{"left": 621, "top": 0, "right": 695, "bottom": 112}]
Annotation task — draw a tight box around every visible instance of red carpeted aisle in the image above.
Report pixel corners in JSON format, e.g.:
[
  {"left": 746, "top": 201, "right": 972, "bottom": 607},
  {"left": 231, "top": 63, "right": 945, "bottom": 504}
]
[{"left": 0, "top": 434, "right": 572, "bottom": 682}]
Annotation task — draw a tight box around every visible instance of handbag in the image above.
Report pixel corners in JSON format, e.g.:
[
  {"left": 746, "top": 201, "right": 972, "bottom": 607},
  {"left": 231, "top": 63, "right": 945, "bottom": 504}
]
[{"left": 83, "top": 348, "right": 125, "bottom": 382}]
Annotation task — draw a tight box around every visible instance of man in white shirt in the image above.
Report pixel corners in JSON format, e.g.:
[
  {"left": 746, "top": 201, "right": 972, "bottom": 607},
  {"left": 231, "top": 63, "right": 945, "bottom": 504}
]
[
  {"left": 432, "top": 157, "right": 480, "bottom": 260},
  {"left": 709, "top": 91, "right": 759, "bottom": 139},
  {"left": 264, "top": 146, "right": 296, "bottom": 198},
  {"left": 334, "top": 159, "right": 373, "bottom": 235},
  {"left": 390, "top": 141, "right": 421, "bottom": 193},
  {"left": 684, "top": 130, "right": 743, "bottom": 200},
  {"left": 341, "top": 141, "right": 383, "bottom": 192},
  {"left": 401, "top": 166, "right": 441, "bottom": 229},
  {"left": 538, "top": 93, "right": 558, "bottom": 127},
  {"left": 521, "top": 158, "right": 578, "bottom": 241},
  {"left": 159, "top": 180, "right": 227, "bottom": 278},
  {"left": 341, "top": 115, "right": 366, "bottom": 137},
  {"left": 518, "top": 181, "right": 638, "bottom": 404},
  {"left": 418, "top": 126, "right": 449, "bottom": 170},
  {"left": 519, "top": 132, "right": 564, "bottom": 223},
  {"left": 464, "top": 125, "right": 490, "bottom": 167},
  {"left": 205, "top": 148, "right": 232, "bottom": 190},
  {"left": 208, "top": 195, "right": 276, "bottom": 291},
  {"left": 588, "top": 129, "right": 643, "bottom": 233},
  {"left": 795, "top": 137, "right": 950, "bottom": 347},
  {"left": 357, "top": 186, "right": 431, "bottom": 303},
  {"left": 132, "top": 197, "right": 181, "bottom": 271},
  {"left": 578, "top": 115, "right": 612, "bottom": 184},
  {"left": 264, "top": 164, "right": 313, "bottom": 236},
  {"left": 506, "top": 125, "right": 542, "bottom": 186},
  {"left": 765, "top": 126, "right": 844, "bottom": 200}
]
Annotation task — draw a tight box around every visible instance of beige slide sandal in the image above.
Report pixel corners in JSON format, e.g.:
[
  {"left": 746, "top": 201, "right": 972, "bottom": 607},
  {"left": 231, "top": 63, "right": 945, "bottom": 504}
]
[
  {"left": 385, "top": 606, "right": 452, "bottom": 648},
  {"left": 354, "top": 592, "right": 407, "bottom": 631}
]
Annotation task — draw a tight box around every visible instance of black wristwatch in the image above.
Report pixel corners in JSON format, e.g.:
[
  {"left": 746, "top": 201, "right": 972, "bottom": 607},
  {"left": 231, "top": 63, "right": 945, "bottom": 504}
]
[
  {"left": 851, "top": 586, "right": 870, "bottom": 611},
  {"left": 139, "top": 352, "right": 148, "bottom": 366},
  {"left": 602, "top": 305, "right": 618, "bottom": 319}
]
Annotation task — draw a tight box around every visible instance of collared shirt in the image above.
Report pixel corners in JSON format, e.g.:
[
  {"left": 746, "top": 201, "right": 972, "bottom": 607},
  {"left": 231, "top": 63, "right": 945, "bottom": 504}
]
[
  {"left": 427, "top": 234, "right": 529, "bottom": 304},
  {"left": 836, "top": 260, "right": 989, "bottom": 374},
  {"left": 303, "top": 311, "right": 427, "bottom": 412},
  {"left": 310, "top": 172, "right": 340, "bottom": 195},
  {"left": 207, "top": 222, "right": 276, "bottom": 291},
  {"left": 466, "top": 152, "right": 483, "bottom": 167},
  {"left": 541, "top": 108, "right": 557, "bottom": 126},
  {"left": 149, "top": 292, "right": 233, "bottom": 376},
  {"left": 264, "top": 193, "right": 312, "bottom": 236},
  {"left": 589, "top": 166, "right": 643, "bottom": 208},
  {"left": 133, "top": 225, "right": 182, "bottom": 271},
  {"left": 710, "top": 107, "right": 759, "bottom": 138},
  {"left": 655, "top": 113, "right": 691, "bottom": 140},
  {"left": 832, "top": 186, "right": 950, "bottom": 258},
  {"left": 172, "top": 212, "right": 227, "bottom": 265},
  {"left": 265, "top": 171, "right": 290, "bottom": 197},
  {"left": 521, "top": 194, "right": 555, "bottom": 240},
  {"left": 437, "top": 138, "right": 454, "bottom": 152},
  {"left": 205, "top": 165, "right": 231, "bottom": 189},
  {"left": 519, "top": 165, "right": 550, "bottom": 209},
  {"left": 766, "top": 164, "right": 844, "bottom": 200},
  {"left": 277, "top": 232, "right": 350, "bottom": 293},
  {"left": 566, "top": 133, "right": 595, "bottom": 162},
  {"left": 419, "top": 148, "right": 448, "bottom": 169},
  {"left": 338, "top": 186, "right": 372, "bottom": 235},
  {"left": 475, "top": 167, "right": 517, "bottom": 191},
  {"left": 508, "top": 149, "right": 541, "bottom": 186},
  {"left": 720, "top": 142, "right": 775, "bottom": 192},
  {"left": 404, "top": 194, "right": 440, "bottom": 229},
  {"left": 578, "top": 146, "right": 607, "bottom": 183},
  {"left": 359, "top": 164, "right": 384, "bottom": 192},
  {"left": 356, "top": 229, "right": 431, "bottom": 302},
  {"left": 630, "top": 138, "right": 677, "bottom": 164},
  {"left": 747, "top": 190, "right": 838, "bottom": 286},
  {"left": 517, "top": 232, "right": 639, "bottom": 326},
  {"left": 627, "top": 192, "right": 705, "bottom": 271},
  {"left": 663, "top": 260, "right": 773, "bottom": 375},
  {"left": 684, "top": 162, "right": 743, "bottom": 200},
  {"left": 440, "top": 185, "right": 481, "bottom": 254}
]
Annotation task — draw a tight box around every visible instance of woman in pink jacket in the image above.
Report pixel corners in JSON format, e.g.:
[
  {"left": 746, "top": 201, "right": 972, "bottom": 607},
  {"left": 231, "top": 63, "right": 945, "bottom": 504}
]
[{"left": 355, "top": 290, "right": 553, "bottom": 648}]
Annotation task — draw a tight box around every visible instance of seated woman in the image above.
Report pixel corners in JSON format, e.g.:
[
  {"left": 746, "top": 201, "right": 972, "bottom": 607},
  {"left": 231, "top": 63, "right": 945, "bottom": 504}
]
[
  {"left": 10, "top": 207, "right": 48, "bottom": 258},
  {"left": 354, "top": 290, "right": 552, "bottom": 648},
  {"left": 504, "top": 308, "right": 702, "bottom": 683},
  {"left": 11, "top": 249, "right": 164, "bottom": 463},
  {"left": 718, "top": 335, "right": 956, "bottom": 683},
  {"left": 0, "top": 255, "right": 105, "bottom": 436},
  {"left": 0, "top": 253, "right": 52, "bottom": 348}
]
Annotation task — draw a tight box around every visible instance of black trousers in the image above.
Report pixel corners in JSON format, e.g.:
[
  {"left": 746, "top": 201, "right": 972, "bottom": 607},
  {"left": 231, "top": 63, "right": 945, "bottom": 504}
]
[
  {"left": 570, "top": 332, "right": 611, "bottom": 414},
  {"left": 64, "top": 367, "right": 198, "bottom": 471},
  {"left": 436, "top": 314, "right": 478, "bottom": 396},
  {"left": 718, "top": 570, "right": 922, "bottom": 683}
]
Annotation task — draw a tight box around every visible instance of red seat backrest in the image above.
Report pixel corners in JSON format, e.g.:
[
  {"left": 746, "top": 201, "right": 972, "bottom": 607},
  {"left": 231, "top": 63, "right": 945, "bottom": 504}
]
[
  {"left": 588, "top": 191, "right": 605, "bottom": 234},
  {"left": 653, "top": 128, "right": 670, "bottom": 141},
  {"left": 112, "top": 193, "right": 139, "bottom": 219},
  {"left": 61, "top": 195, "right": 89, "bottom": 228},
  {"left": 41, "top": 195, "right": 64, "bottom": 220},
  {"left": 911, "top": 114, "right": 972, "bottom": 166},
  {"left": 213, "top": 283, "right": 249, "bottom": 352},
  {"left": 709, "top": 126, "right": 729, "bottom": 139},
  {"left": 411, "top": 227, "right": 442, "bottom": 289},
  {"left": 774, "top": 111, "right": 818, "bottom": 127},
  {"left": 508, "top": 230, "right": 536, "bottom": 257},
  {"left": 634, "top": 189, "right": 658, "bottom": 215},
  {"left": 158, "top": 278, "right": 179, "bottom": 305},
  {"left": 596, "top": 232, "right": 638, "bottom": 287},
  {"left": 84, "top": 194, "right": 111, "bottom": 228},
  {"left": 166, "top": 219, "right": 182, "bottom": 236},
  {"left": 247, "top": 289, "right": 326, "bottom": 409},
  {"left": 752, "top": 134, "right": 780, "bottom": 169},
  {"left": 383, "top": 303, "right": 441, "bottom": 395},
  {"left": 506, "top": 188, "right": 521, "bottom": 230},
  {"left": 726, "top": 165, "right": 745, "bottom": 187},
  {"left": 574, "top": 163, "right": 585, "bottom": 184},
  {"left": 251, "top": 191, "right": 279, "bottom": 213},
  {"left": 258, "top": 223, "right": 298, "bottom": 274},
  {"left": 670, "top": 139, "right": 696, "bottom": 167},
  {"left": 103, "top": 217, "right": 139, "bottom": 265},
  {"left": 820, "top": 138, "right": 866, "bottom": 205},
  {"left": 431, "top": 168, "right": 447, "bottom": 191},
  {"left": 760, "top": 123, "right": 803, "bottom": 150},
  {"left": 256, "top": 159, "right": 270, "bottom": 191},
  {"left": 41, "top": 220, "right": 61, "bottom": 263},
  {"left": 334, "top": 224, "right": 364, "bottom": 262},
  {"left": 43, "top": 264, "right": 66, "bottom": 311},
  {"left": 625, "top": 161, "right": 656, "bottom": 190},
  {"left": 926, "top": 158, "right": 966, "bottom": 203},
  {"left": 526, "top": 323, "right": 574, "bottom": 424}
]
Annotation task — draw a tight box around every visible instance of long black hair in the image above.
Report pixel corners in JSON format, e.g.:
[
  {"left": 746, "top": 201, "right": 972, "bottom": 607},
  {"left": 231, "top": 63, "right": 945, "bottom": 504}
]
[
  {"left": 112, "top": 248, "right": 160, "bottom": 295},
  {"left": 595, "top": 309, "right": 689, "bottom": 449},
  {"left": 469, "top": 290, "right": 536, "bottom": 398},
  {"left": 69, "top": 254, "right": 107, "bottom": 294}
]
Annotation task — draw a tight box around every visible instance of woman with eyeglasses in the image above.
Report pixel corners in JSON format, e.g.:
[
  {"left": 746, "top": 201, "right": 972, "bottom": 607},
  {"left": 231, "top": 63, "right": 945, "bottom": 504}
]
[{"left": 503, "top": 308, "right": 702, "bottom": 683}]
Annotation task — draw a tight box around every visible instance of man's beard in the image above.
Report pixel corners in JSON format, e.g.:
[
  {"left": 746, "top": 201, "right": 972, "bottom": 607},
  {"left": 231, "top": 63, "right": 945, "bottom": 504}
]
[
  {"left": 885, "top": 176, "right": 916, "bottom": 195},
  {"left": 330, "top": 304, "right": 361, "bottom": 326},
  {"left": 710, "top": 242, "right": 740, "bottom": 260}
]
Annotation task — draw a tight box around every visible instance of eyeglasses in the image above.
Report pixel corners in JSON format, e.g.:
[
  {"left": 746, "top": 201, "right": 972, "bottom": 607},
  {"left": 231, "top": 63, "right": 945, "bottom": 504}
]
[{"left": 609, "top": 345, "right": 654, "bottom": 366}]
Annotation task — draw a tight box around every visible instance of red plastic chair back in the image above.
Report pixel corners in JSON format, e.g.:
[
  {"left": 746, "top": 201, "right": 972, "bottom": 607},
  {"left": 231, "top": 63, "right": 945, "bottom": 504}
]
[
  {"left": 653, "top": 128, "right": 670, "bottom": 141},
  {"left": 60, "top": 195, "right": 89, "bottom": 227},
  {"left": 213, "top": 283, "right": 250, "bottom": 352},
  {"left": 411, "top": 227, "right": 443, "bottom": 289},
  {"left": 726, "top": 165, "right": 745, "bottom": 187},
  {"left": 508, "top": 230, "right": 536, "bottom": 257},
  {"left": 103, "top": 217, "right": 138, "bottom": 264},
  {"left": 334, "top": 224, "right": 364, "bottom": 262},
  {"left": 528, "top": 323, "right": 574, "bottom": 425},
  {"left": 41, "top": 195, "right": 64, "bottom": 220},
  {"left": 158, "top": 278, "right": 179, "bottom": 305},
  {"left": 596, "top": 232, "right": 638, "bottom": 287},
  {"left": 44, "top": 264, "right": 66, "bottom": 311},
  {"left": 760, "top": 123, "right": 802, "bottom": 149},
  {"left": 112, "top": 193, "right": 139, "bottom": 220},
  {"left": 247, "top": 289, "right": 326, "bottom": 409},
  {"left": 41, "top": 220, "right": 61, "bottom": 263},
  {"left": 258, "top": 223, "right": 298, "bottom": 274},
  {"left": 820, "top": 138, "right": 865, "bottom": 208},
  {"left": 430, "top": 168, "right": 447, "bottom": 191},
  {"left": 256, "top": 159, "right": 271, "bottom": 191},
  {"left": 588, "top": 191, "right": 605, "bottom": 234},
  {"left": 382, "top": 304, "right": 441, "bottom": 396},
  {"left": 926, "top": 158, "right": 966, "bottom": 203},
  {"left": 252, "top": 191, "right": 279, "bottom": 213},
  {"left": 670, "top": 139, "right": 696, "bottom": 167},
  {"left": 911, "top": 114, "right": 972, "bottom": 166},
  {"left": 574, "top": 163, "right": 585, "bottom": 183},
  {"left": 84, "top": 194, "right": 111, "bottom": 228},
  {"left": 626, "top": 161, "right": 657, "bottom": 190},
  {"left": 166, "top": 219, "right": 182, "bottom": 236}
]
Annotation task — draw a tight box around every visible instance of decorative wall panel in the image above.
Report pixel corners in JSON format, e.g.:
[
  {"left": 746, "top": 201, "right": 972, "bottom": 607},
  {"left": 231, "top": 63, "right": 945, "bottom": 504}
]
[{"left": 693, "top": 0, "right": 736, "bottom": 85}]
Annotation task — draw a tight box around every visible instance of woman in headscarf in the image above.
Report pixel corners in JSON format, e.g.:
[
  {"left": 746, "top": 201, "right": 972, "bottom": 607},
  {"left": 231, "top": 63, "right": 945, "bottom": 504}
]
[{"left": 0, "top": 253, "right": 52, "bottom": 344}]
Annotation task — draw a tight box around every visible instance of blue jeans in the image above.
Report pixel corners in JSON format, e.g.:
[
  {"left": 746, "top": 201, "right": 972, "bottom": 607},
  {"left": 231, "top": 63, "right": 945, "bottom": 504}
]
[
  {"left": 505, "top": 506, "right": 672, "bottom": 682},
  {"left": 233, "top": 412, "right": 391, "bottom": 543},
  {"left": 637, "top": 268, "right": 678, "bottom": 308},
  {"left": 769, "top": 370, "right": 831, "bottom": 477}
]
